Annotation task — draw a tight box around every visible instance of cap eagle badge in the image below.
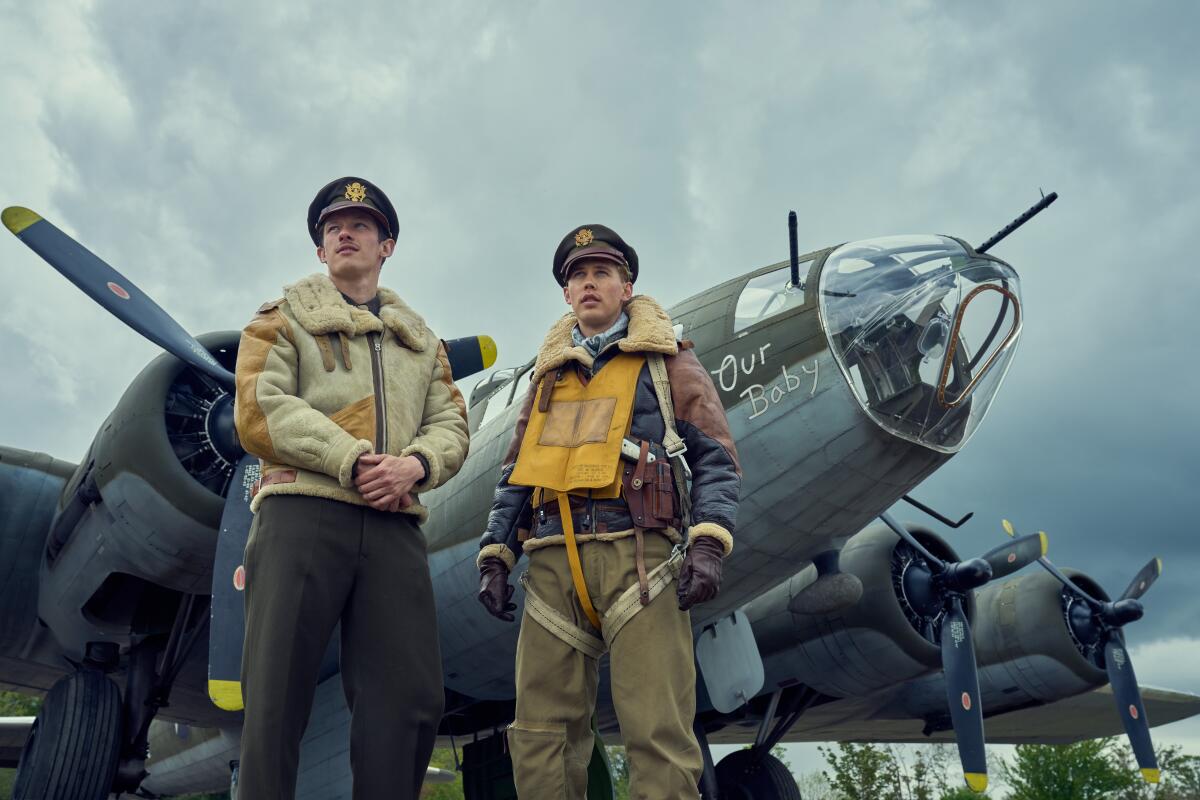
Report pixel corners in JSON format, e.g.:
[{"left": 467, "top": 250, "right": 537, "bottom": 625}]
[
  {"left": 344, "top": 182, "right": 367, "bottom": 203},
  {"left": 574, "top": 228, "right": 594, "bottom": 247}
]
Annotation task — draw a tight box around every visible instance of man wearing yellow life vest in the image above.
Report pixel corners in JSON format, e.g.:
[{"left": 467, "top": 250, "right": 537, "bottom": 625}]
[{"left": 476, "top": 224, "right": 741, "bottom": 798}]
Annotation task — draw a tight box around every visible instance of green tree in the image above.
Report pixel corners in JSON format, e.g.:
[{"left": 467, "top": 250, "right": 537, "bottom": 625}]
[
  {"left": 0, "top": 689, "right": 40, "bottom": 716},
  {"left": 1112, "top": 744, "right": 1200, "bottom": 800},
  {"left": 892, "top": 744, "right": 954, "bottom": 800},
  {"left": 606, "top": 746, "right": 630, "bottom": 800},
  {"left": 1002, "top": 738, "right": 1139, "bottom": 800},
  {"left": 939, "top": 787, "right": 991, "bottom": 800},
  {"left": 1157, "top": 753, "right": 1200, "bottom": 799},
  {"left": 795, "top": 770, "right": 838, "bottom": 799},
  {"left": 821, "top": 742, "right": 902, "bottom": 800}
]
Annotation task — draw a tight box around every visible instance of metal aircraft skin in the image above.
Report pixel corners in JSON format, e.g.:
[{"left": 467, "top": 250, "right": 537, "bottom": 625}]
[{"left": 0, "top": 203, "right": 1195, "bottom": 797}]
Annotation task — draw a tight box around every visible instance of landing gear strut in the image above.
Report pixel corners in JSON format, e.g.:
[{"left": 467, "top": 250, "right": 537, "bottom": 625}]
[
  {"left": 12, "top": 593, "right": 209, "bottom": 799},
  {"left": 704, "top": 686, "right": 819, "bottom": 800},
  {"left": 114, "top": 592, "right": 211, "bottom": 793}
]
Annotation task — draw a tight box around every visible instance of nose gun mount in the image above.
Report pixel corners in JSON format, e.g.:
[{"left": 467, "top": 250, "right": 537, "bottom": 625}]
[{"left": 813, "top": 191, "right": 1057, "bottom": 453}]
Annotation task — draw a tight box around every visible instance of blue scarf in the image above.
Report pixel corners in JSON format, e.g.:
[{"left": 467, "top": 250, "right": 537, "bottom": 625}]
[{"left": 572, "top": 311, "right": 629, "bottom": 358}]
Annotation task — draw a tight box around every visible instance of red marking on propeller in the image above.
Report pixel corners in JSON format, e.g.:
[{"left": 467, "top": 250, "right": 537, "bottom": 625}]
[
  {"left": 1130, "top": 705, "right": 1139, "bottom": 720},
  {"left": 107, "top": 282, "right": 131, "bottom": 300},
  {"left": 233, "top": 565, "right": 246, "bottom": 592},
  {"left": 962, "top": 692, "right": 972, "bottom": 711}
]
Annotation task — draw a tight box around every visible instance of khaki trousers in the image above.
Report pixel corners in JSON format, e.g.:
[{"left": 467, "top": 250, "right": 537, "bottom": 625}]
[
  {"left": 511, "top": 533, "right": 703, "bottom": 800},
  {"left": 238, "top": 495, "right": 443, "bottom": 800}
]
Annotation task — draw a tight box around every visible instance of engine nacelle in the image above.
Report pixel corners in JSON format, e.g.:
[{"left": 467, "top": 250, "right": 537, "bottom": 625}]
[
  {"left": 885, "top": 568, "right": 1109, "bottom": 720},
  {"left": 744, "top": 522, "right": 972, "bottom": 698},
  {"left": 37, "top": 332, "right": 240, "bottom": 658},
  {"left": 973, "top": 568, "right": 1108, "bottom": 702}
]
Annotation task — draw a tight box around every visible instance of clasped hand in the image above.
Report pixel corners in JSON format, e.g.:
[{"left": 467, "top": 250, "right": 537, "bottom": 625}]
[{"left": 353, "top": 453, "right": 424, "bottom": 512}]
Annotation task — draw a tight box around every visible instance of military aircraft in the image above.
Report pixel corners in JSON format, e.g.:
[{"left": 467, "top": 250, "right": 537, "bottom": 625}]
[{"left": 1, "top": 195, "right": 1196, "bottom": 799}]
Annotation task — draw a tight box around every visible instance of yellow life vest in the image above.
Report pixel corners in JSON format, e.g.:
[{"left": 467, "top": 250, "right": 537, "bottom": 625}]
[
  {"left": 510, "top": 352, "right": 646, "bottom": 629},
  {"left": 510, "top": 352, "right": 645, "bottom": 498}
]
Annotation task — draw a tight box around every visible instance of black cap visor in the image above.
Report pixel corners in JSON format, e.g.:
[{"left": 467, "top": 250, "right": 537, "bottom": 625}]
[
  {"left": 315, "top": 201, "right": 393, "bottom": 242},
  {"left": 559, "top": 243, "right": 629, "bottom": 284}
]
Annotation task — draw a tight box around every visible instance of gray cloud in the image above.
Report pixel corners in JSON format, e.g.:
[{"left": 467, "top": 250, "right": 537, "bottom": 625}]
[{"left": 1, "top": 0, "right": 1197, "bottom": 715}]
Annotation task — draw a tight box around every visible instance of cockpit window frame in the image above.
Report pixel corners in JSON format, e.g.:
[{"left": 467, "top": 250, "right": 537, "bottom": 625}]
[
  {"left": 473, "top": 357, "right": 536, "bottom": 433},
  {"left": 728, "top": 248, "right": 832, "bottom": 337}
]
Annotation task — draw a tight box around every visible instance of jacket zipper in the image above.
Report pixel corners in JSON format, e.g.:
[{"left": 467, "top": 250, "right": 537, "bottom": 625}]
[{"left": 369, "top": 332, "right": 388, "bottom": 453}]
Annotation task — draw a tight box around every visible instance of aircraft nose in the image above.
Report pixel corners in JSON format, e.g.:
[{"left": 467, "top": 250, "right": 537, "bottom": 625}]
[{"left": 818, "top": 235, "right": 1022, "bottom": 452}]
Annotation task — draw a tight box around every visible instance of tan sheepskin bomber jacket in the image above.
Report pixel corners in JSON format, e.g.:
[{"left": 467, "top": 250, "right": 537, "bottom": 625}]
[{"left": 234, "top": 273, "right": 469, "bottom": 521}]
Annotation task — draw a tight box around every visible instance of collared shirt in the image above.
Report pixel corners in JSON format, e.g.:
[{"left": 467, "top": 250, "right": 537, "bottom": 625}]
[{"left": 572, "top": 311, "right": 629, "bottom": 358}]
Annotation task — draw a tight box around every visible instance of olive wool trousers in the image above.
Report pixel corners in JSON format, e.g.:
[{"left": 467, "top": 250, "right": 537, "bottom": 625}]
[
  {"left": 510, "top": 533, "right": 704, "bottom": 800},
  {"left": 238, "top": 495, "right": 443, "bottom": 800}
]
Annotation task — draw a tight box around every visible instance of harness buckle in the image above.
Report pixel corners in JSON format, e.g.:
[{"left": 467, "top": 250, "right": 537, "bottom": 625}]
[{"left": 666, "top": 443, "right": 693, "bottom": 480}]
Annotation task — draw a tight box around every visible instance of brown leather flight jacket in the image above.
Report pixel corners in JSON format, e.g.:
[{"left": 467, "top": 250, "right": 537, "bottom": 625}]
[{"left": 477, "top": 295, "right": 740, "bottom": 570}]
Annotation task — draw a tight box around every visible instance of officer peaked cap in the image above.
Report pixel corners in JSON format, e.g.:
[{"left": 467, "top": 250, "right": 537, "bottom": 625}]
[
  {"left": 307, "top": 177, "right": 399, "bottom": 245},
  {"left": 552, "top": 224, "right": 639, "bottom": 286}
]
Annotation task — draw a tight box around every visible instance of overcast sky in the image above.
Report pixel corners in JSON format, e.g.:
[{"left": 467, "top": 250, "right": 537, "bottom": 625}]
[{"left": 1, "top": 0, "right": 1197, "bottom": 784}]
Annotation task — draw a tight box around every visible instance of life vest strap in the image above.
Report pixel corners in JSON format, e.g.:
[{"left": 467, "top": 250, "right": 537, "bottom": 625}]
[
  {"left": 634, "top": 527, "right": 650, "bottom": 606},
  {"left": 559, "top": 493, "right": 602, "bottom": 629},
  {"left": 520, "top": 545, "right": 685, "bottom": 657}
]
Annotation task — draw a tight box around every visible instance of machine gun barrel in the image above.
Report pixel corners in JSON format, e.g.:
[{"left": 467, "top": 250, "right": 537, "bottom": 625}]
[
  {"left": 788, "top": 210, "right": 800, "bottom": 287},
  {"left": 977, "top": 191, "right": 1058, "bottom": 254}
]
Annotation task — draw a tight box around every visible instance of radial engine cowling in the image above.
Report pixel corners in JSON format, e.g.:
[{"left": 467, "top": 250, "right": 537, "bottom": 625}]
[
  {"left": 37, "top": 332, "right": 241, "bottom": 659},
  {"left": 887, "top": 567, "right": 1111, "bottom": 721},
  {"left": 972, "top": 568, "right": 1109, "bottom": 703},
  {"left": 745, "top": 522, "right": 974, "bottom": 698}
]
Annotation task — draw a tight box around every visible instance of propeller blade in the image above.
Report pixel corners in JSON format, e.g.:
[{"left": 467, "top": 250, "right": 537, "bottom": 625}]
[
  {"left": 1120, "top": 558, "right": 1162, "bottom": 602},
  {"left": 207, "top": 453, "right": 258, "bottom": 712},
  {"left": 980, "top": 532, "right": 1047, "bottom": 580},
  {"left": 1002, "top": 521, "right": 1105, "bottom": 607},
  {"left": 443, "top": 335, "right": 498, "bottom": 381},
  {"left": 879, "top": 511, "right": 947, "bottom": 571},
  {"left": 1103, "top": 633, "right": 1159, "bottom": 783},
  {"left": 940, "top": 597, "right": 988, "bottom": 793},
  {"left": 2, "top": 206, "right": 235, "bottom": 390},
  {"left": 1035, "top": 553, "right": 1107, "bottom": 608}
]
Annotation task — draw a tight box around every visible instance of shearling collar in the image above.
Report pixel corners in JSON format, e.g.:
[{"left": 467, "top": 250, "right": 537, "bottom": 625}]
[
  {"left": 283, "top": 273, "right": 429, "bottom": 352},
  {"left": 531, "top": 295, "right": 677, "bottom": 383}
]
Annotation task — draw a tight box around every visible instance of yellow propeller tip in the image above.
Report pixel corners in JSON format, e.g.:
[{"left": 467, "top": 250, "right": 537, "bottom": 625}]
[
  {"left": 208, "top": 679, "right": 244, "bottom": 711},
  {"left": 1141, "top": 768, "right": 1161, "bottom": 784},
  {"left": 1038, "top": 531, "right": 1049, "bottom": 557},
  {"left": 478, "top": 335, "right": 498, "bottom": 369},
  {"left": 965, "top": 772, "right": 989, "bottom": 793},
  {"left": 1002, "top": 519, "right": 1014, "bottom": 536},
  {"left": 1156, "top": 557, "right": 1163, "bottom": 575},
  {"left": 1, "top": 206, "right": 41, "bottom": 235}
]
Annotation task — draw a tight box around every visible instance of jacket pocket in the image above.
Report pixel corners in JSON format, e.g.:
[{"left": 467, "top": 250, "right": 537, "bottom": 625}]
[{"left": 327, "top": 395, "right": 376, "bottom": 443}]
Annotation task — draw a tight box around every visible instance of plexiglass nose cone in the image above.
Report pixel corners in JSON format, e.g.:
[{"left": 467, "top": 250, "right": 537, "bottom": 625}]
[{"left": 819, "top": 235, "right": 1022, "bottom": 452}]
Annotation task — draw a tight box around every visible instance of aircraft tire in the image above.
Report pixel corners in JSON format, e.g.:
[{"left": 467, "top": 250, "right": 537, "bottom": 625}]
[
  {"left": 11, "top": 668, "right": 123, "bottom": 800},
  {"left": 714, "top": 749, "right": 802, "bottom": 800}
]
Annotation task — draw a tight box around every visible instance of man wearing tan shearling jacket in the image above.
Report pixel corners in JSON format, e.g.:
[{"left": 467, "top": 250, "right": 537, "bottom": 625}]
[{"left": 233, "top": 177, "right": 468, "bottom": 800}]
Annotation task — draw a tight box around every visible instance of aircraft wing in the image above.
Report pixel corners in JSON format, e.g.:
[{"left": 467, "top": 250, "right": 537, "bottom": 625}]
[{"left": 705, "top": 686, "right": 1200, "bottom": 746}]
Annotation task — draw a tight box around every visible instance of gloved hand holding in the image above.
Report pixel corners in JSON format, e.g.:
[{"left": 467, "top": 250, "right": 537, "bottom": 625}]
[
  {"left": 478, "top": 557, "right": 517, "bottom": 621},
  {"left": 677, "top": 536, "right": 725, "bottom": 610}
]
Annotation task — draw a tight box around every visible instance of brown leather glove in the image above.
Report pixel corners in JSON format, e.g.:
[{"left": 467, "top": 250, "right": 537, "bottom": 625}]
[
  {"left": 677, "top": 536, "right": 725, "bottom": 610},
  {"left": 478, "top": 557, "right": 517, "bottom": 622}
]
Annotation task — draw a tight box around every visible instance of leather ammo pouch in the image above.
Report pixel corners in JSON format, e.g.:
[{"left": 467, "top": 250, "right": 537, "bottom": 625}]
[{"left": 620, "top": 449, "right": 678, "bottom": 530}]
